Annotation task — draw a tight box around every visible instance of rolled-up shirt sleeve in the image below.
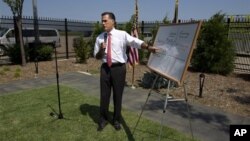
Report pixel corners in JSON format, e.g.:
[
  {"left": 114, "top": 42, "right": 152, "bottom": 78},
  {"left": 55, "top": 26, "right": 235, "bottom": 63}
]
[
  {"left": 125, "top": 32, "right": 144, "bottom": 49},
  {"left": 94, "top": 35, "right": 103, "bottom": 57},
  {"left": 93, "top": 38, "right": 98, "bottom": 57}
]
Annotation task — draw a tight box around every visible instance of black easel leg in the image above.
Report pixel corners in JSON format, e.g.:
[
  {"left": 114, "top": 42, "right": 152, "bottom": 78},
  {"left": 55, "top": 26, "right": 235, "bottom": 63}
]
[
  {"left": 132, "top": 74, "right": 160, "bottom": 135},
  {"left": 183, "top": 82, "right": 194, "bottom": 139},
  {"left": 158, "top": 80, "right": 171, "bottom": 141}
]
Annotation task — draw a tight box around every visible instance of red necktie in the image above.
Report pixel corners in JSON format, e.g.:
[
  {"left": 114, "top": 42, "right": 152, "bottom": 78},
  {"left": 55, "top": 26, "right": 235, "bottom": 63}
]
[{"left": 107, "top": 33, "right": 112, "bottom": 67}]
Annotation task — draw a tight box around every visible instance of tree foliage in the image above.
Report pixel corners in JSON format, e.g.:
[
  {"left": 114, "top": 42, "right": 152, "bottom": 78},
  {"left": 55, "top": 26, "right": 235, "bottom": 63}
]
[
  {"left": 191, "top": 12, "right": 235, "bottom": 75},
  {"left": 3, "top": 0, "right": 24, "bottom": 16}
]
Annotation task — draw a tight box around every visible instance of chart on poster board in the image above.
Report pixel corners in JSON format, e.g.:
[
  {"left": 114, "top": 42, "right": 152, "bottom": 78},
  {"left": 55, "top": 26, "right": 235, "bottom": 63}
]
[{"left": 147, "top": 22, "right": 202, "bottom": 85}]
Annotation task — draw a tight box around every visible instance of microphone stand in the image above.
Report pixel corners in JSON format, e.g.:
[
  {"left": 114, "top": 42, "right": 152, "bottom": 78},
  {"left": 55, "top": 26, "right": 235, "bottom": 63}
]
[{"left": 53, "top": 46, "right": 63, "bottom": 119}]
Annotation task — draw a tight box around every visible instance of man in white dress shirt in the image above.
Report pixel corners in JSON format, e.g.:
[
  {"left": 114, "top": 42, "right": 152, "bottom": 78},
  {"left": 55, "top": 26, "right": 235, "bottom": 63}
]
[{"left": 94, "top": 11, "right": 158, "bottom": 131}]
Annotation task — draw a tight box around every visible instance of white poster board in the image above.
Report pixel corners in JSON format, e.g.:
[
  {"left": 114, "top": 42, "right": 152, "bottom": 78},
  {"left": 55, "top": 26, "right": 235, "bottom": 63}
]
[{"left": 147, "top": 22, "right": 202, "bottom": 85}]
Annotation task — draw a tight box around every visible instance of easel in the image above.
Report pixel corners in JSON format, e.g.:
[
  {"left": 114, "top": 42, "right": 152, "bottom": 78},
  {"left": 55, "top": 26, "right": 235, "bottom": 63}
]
[
  {"left": 134, "top": 22, "right": 202, "bottom": 140},
  {"left": 132, "top": 72, "right": 193, "bottom": 140}
]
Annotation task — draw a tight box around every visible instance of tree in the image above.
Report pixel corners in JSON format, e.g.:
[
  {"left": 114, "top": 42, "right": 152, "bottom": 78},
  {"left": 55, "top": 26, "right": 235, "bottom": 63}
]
[
  {"left": 3, "top": 0, "right": 26, "bottom": 66},
  {"left": 122, "top": 15, "right": 134, "bottom": 33},
  {"left": 191, "top": 12, "right": 235, "bottom": 75}
]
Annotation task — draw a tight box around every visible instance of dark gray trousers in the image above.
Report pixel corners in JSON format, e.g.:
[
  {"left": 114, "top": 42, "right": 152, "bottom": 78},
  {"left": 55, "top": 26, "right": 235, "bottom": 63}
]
[{"left": 99, "top": 63, "right": 126, "bottom": 123}]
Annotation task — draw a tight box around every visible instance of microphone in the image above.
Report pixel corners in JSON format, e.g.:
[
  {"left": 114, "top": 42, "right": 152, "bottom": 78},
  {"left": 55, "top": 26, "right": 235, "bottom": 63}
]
[
  {"left": 102, "top": 33, "right": 108, "bottom": 51},
  {"left": 104, "top": 33, "right": 107, "bottom": 43}
]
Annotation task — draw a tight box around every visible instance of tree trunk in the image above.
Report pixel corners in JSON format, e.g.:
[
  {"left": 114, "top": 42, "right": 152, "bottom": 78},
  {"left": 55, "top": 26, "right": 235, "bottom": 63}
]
[
  {"left": 16, "top": 16, "right": 26, "bottom": 66},
  {"left": 13, "top": 16, "right": 20, "bottom": 45}
]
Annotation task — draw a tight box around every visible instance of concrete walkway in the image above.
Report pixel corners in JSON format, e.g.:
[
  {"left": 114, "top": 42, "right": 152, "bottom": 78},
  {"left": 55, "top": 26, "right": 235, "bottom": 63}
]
[{"left": 0, "top": 72, "right": 249, "bottom": 141}]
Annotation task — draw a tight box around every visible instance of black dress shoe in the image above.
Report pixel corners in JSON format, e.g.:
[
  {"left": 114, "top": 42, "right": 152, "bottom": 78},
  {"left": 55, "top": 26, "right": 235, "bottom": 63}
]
[
  {"left": 113, "top": 122, "right": 121, "bottom": 131},
  {"left": 97, "top": 121, "right": 108, "bottom": 131}
]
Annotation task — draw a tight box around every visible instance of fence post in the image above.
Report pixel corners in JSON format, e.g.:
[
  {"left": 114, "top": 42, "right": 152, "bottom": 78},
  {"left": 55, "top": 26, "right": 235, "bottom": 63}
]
[
  {"left": 141, "top": 21, "right": 144, "bottom": 36},
  {"left": 64, "top": 18, "right": 69, "bottom": 59},
  {"left": 227, "top": 18, "right": 231, "bottom": 38},
  {"left": 227, "top": 18, "right": 231, "bottom": 25}
]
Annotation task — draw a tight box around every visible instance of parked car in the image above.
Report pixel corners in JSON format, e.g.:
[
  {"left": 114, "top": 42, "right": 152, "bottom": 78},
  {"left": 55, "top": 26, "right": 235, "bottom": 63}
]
[{"left": 0, "top": 27, "right": 61, "bottom": 55}]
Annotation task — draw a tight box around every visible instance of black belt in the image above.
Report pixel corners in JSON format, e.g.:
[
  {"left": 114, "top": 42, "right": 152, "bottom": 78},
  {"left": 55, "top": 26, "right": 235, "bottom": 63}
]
[{"left": 103, "top": 62, "right": 125, "bottom": 67}]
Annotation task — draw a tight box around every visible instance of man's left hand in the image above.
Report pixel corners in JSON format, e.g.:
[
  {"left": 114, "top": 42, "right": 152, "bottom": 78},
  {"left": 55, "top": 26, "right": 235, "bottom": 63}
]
[{"left": 148, "top": 46, "right": 160, "bottom": 53}]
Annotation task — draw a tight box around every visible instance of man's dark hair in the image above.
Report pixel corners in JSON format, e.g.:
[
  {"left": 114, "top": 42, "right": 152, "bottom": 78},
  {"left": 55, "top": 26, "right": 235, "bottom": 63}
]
[{"left": 101, "top": 12, "right": 116, "bottom": 22}]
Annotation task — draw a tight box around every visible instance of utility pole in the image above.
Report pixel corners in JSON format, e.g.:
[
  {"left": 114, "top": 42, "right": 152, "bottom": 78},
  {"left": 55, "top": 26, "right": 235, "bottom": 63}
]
[
  {"left": 32, "top": 0, "right": 39, "bottom": 43},
  {"left": 0, "top": 7, "right": 2, "bottom": 26},
  {"left": 32, "top": 0, "right": 40, "bottom": 78},
  {"left": 173, "top": 0, "right": 179, "bottom": 23}
]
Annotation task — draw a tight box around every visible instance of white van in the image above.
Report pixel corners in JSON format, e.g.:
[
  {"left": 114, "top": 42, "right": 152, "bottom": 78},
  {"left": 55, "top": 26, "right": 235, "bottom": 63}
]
[{"left": 0, "top": 27, "right": 61, "bottom": 55}]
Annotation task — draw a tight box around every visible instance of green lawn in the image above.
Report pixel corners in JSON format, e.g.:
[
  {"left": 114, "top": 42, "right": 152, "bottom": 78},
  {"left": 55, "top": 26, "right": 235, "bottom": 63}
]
[{"left": 0, "top": 85, "right": 197, "bottom": 141}]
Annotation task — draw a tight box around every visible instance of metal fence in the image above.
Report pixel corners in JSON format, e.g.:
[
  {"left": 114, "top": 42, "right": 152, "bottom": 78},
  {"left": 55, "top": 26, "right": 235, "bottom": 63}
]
[
  {"left": 0, "top": 15, "right": 96, "bottom": 34},
  {"left": 0, "top": 16, "right": 98, "bottom": 60},
  {"left": 227, "top": 15, "right": 250, "bottom": 74}
]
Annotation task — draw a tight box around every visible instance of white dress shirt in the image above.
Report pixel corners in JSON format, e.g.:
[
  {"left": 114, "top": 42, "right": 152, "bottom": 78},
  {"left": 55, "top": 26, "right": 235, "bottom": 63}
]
[{"left": 94, "top": 28, "right": 144, "bottom": 63}]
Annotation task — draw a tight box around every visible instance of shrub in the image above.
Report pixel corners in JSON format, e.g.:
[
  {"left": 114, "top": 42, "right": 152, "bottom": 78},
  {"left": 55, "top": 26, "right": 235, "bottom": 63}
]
[
  {"left": 3, "top": 66, "right": 10, "bottom": 71},
  {"left": 5, "top": 44, "right": 53, "bottom": 63},
  {"left": 191, "top": 12, "right": 235, "bottom": 75},
  {"left": 14, "top": 71, "right": 21, "bottom": 78},
  {"left": 141, "top": 72, "right": 177, "bottom": 89},
  {"left": 5, "top": 44, "right": 29, "bottom": 64},
  {"left": 0, "top": 70, "right": 5, "bottom": 75},
  {"left": 15, "top": 67, "right": 21, "bottom": 72},
  {"left": 28, "top": 44, "right": 53, "bottom": 61},
  {"left": 37, "top": 45, "right": 53, "bottom": 61},
  {"left": 73, "top": 37, "right": 91, "bottom": 63}
]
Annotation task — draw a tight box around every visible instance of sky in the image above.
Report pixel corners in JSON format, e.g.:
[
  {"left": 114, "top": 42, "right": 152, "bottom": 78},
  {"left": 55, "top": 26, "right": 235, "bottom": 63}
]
[{"left": 0, "top": 0, "right": 249, "bottom": 22}]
